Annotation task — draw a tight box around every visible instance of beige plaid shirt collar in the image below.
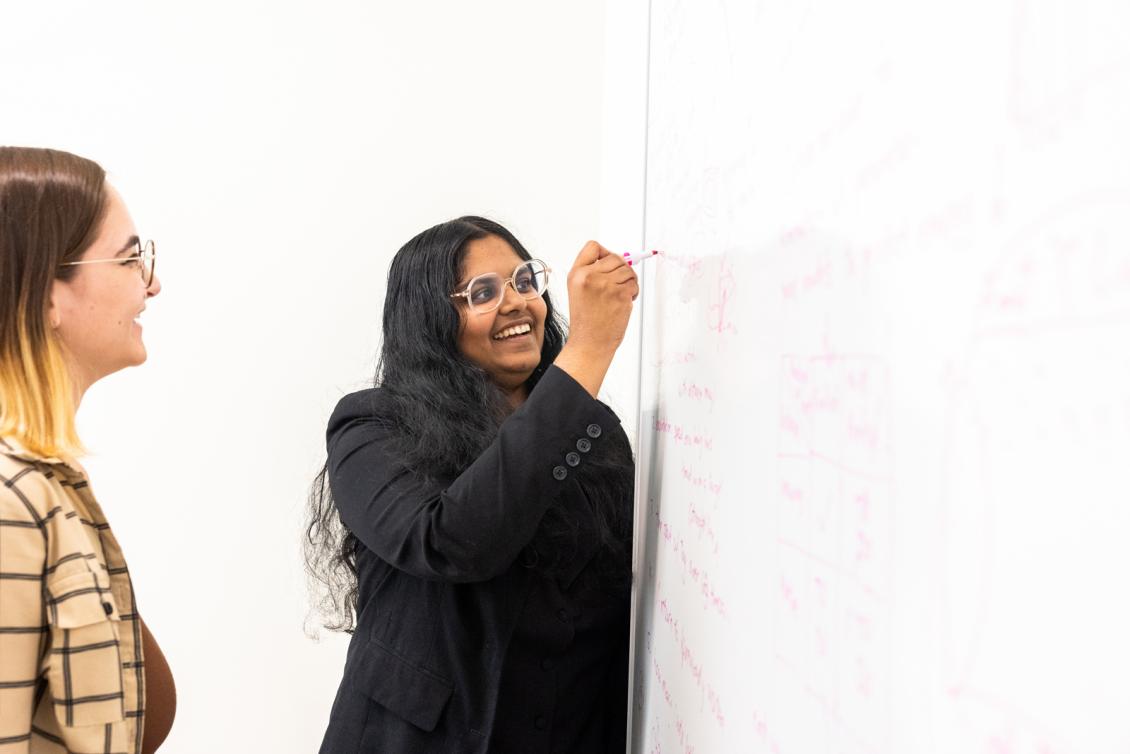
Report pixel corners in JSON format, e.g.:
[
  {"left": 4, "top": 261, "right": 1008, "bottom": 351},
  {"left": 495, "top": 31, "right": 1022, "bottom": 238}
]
[{"left": 0, "top": 436, "right": 67, "bottom": 465}]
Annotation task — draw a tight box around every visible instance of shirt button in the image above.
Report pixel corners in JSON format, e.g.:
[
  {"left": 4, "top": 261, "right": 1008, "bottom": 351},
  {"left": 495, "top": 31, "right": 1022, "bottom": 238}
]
[
  {"left": 102, "top": 602, "right": 113, "bottom": 616},
  {"left": 576, "top": 438, "right": 592, "bottom": 453},
  {"left": 552, "top": 466, "right": 568, "bottom": 481},
  {"left": 565, "top": 451, "right": 581, "bottom": 467},
  {"left": 541, "top": 658, "right": 554, "bottom": 671},
  {"left": 557, "top": 608, "right": 569, "bottom": 623},
  {"left": 534, "top": 715, "right": 547, "bottom": 730},
  {"left": 586, "top": 423, "right": 603, "bottom": 438}
]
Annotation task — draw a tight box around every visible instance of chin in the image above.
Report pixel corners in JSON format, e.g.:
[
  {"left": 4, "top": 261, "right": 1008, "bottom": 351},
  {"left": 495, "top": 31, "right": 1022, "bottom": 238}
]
[
  {"left": 491, "top": 364, "right": 538, "bottom": 389},
  {"left": 513, "top": 357, "right": 541, "bottom": 377}
]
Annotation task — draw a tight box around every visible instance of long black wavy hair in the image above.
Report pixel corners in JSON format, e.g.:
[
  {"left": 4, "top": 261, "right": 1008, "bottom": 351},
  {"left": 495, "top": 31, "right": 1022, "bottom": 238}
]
[{"left": 305, "top": 216, "right": 633, "bottom": 633}]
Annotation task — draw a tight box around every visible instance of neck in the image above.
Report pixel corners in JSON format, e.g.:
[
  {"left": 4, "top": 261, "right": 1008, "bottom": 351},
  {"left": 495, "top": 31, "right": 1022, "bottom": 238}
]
[
  {"left": 64, "top": 358, "right": 93, "bottom": 411},
  {"left": 70, "top": 381, "right": 88, "bottom": 411},
  {"left": 501, "top": 382, "right": 528, "bottom": 410}
]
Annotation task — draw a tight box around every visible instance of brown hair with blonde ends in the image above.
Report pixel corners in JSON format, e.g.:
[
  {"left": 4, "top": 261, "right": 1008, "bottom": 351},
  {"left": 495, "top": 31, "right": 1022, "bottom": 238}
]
[{"left": 0, "top": 147, "right": 108, "bottom": 457}]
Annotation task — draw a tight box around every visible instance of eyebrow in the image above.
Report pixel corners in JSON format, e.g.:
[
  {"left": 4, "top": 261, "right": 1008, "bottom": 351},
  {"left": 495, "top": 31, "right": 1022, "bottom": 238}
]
[
  {"left": 458, "top": 262, "right": 528, "bottom": 288},
  {"left": 114, "top": 236, "right": 140, "bottom": 257},
  {"left": 457, "top": 270, "right": 501, "bottom": 289}
]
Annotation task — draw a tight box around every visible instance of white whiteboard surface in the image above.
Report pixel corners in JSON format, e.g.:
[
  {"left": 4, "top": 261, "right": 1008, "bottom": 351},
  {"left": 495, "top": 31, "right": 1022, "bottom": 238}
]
[{"left": 627, "top": 1, "right": 1130, "bottom": 752}]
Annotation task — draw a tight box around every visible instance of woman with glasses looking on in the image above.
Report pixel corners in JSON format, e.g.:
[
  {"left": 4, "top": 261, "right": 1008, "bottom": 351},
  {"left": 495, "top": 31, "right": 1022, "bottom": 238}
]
[
  {"left": 0, "top": 147, "right": 174, "bottom": 754},
  {"left": 308, "top": 216, "right": 638, "bottom": 753}
]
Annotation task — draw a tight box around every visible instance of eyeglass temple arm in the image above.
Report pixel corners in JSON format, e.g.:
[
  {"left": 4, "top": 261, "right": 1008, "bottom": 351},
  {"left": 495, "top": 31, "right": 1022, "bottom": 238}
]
[{"left": 59, "top": 255, "right": 145, "bottom": 267}]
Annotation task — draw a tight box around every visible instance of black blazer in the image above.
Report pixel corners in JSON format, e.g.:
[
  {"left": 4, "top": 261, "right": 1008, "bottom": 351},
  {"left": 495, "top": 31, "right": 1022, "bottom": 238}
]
[{"left": 318, "top": 366, "right": 631, "bottom": 754}]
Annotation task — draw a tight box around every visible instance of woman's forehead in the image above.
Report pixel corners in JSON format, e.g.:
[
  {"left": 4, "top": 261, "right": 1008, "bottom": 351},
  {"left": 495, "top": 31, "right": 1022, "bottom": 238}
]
[
  {"left": 459, "top": 235, "right": 524, "bottom": 278},
  {"left": 81, "top": 184, "right": 136, "bottom": 261}
]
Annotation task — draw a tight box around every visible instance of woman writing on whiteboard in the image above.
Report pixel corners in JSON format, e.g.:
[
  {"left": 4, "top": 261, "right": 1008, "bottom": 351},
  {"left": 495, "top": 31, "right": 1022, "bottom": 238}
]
[
  {"left": 0, "top": 147, "right": 174, "bottom": 753},
  {"left": 307, "top": 216, "right": 637, "bottom": 753}
]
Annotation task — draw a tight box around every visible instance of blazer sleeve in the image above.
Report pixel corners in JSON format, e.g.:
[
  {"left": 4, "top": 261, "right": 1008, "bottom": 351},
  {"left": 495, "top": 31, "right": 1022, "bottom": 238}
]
[{"left": 327, "top": 365, "right": 624, "bottom": 583}]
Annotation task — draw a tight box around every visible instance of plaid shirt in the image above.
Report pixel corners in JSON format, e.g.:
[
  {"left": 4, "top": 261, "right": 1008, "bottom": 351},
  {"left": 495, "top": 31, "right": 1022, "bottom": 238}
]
[{"left": 0, "top": 437, "right": 145, "bottom": 754}]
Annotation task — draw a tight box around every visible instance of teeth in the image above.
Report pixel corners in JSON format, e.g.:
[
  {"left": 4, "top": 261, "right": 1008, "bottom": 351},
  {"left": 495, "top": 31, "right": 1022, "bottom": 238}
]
[{"left": 493, "top": 323, "right": 532, "bottom": 340}]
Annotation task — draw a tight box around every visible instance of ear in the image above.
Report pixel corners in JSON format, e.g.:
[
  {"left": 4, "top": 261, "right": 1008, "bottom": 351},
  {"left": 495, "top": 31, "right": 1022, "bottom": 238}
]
[{"left": 48, "top": 278, "right": 67, "bottom": 329}]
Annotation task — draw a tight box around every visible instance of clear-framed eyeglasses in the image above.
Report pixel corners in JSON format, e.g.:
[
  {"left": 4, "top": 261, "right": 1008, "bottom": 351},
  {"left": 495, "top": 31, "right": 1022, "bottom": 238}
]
[
  {"left": 59, "top": 239, "right": 157, "bottom": 287},
  {"left": 449, "top": 258, "right": 551, "bottom": 315}
]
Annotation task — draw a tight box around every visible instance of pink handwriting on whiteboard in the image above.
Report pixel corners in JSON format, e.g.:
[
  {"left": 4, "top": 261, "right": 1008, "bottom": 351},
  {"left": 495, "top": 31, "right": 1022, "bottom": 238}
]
[
  {"left": 706, "top": 257, "right": 738, "bottom": 337},
  {"left": 656, "top": 513, "right": 730, "bottom": 619},
  {"left": 655, "top": 415, "right": 715, "bottom": 451},
  {"left": 655, "top": 350, "right": 698, "bottom": 368},
  {"left": 681, "top": 464, "right": 723, "bottom": 497},
  {"left": 662, "top": 250, "right": 705, "bottom": 278},
  {"left": 687, "top": 500, "right": 720, "bottom": 555},
  {"left": 750, "top": 708, "right": 783, "bottom": 754},
  {"left": 679, "top": 380, "right": 716, "bottom": 405},
  {"left": 650, "top": 655, "right": 700, "bottom": 754},
  {"left": 772, "top": 352, "right": 894, "bottom": 748},
  {"left": 778, "top": 200, "right": 981, "bottom": 305},
  {"left": 658, "top": 597, "right": 726, "bottom": 731}
]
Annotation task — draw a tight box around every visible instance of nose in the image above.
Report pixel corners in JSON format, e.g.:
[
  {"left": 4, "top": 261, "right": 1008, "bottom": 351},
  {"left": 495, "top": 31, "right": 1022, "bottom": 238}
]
[
  {"left": 146, "top": 272, "right": 162, "bottom": 297},
  {"left": 497, "top": 281, "right": 528, "bottom": 314}
]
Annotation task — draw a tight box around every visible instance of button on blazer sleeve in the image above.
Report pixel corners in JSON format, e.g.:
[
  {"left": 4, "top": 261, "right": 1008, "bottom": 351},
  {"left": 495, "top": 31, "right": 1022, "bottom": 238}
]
[{"left": 327, "top": 365, "right": 623, "bottom": 583}]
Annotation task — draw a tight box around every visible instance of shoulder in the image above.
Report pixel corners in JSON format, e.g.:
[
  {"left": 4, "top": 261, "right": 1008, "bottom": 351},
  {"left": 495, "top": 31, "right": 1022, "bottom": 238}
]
[
  {"left": 329, "top": 387, "right": 391, "bottom": 431},
  {"left": 0, "top": 454, "right": 61, "bottom": 525},
  {"left": 326, "top": 387, "right": 400, "bottom": 455}
]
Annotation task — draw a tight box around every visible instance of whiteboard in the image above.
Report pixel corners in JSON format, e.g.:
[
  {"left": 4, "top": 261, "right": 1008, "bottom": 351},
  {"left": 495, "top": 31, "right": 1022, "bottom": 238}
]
[{"left": 627, "top": 0, "right": 1130, "bottom": 752}]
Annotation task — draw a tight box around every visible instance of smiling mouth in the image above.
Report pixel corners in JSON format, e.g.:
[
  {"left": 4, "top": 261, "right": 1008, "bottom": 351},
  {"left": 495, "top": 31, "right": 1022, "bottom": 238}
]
[{"left": 493, "top": 323, "right": 532, "bottom": 341}]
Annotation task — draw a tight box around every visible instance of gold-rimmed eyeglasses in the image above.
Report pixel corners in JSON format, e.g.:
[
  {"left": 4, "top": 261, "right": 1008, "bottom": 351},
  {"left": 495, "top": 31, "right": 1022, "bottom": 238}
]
[
  {"left": 59, "top": 239, "right": 157, "bottom": 287},
  {"left": 449, "top": 259, "right": 551, "bottom": 315}
]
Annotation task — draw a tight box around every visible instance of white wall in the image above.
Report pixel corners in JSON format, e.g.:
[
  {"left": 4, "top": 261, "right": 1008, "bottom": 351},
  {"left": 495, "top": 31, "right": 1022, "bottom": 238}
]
[{"left": 1, "top": 2, "right": 607, "bottom": 751}]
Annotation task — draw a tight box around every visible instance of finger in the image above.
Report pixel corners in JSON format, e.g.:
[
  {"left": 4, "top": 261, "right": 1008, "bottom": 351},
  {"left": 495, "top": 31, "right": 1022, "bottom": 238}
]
[
  {"left": 592, "top": 252, "right": 630, "bottom": 273},
  {"left": 591, "top": 241, "right": 615, "bottom": 259},
  {"left": 606, "top": 261, "right": 637, "bottom": 283},
  {"left": 573, "top": 240, "right": 604, "bottom": 268},
  {"left": 608, "top": 267, "right": 637, "bottom": 286}
]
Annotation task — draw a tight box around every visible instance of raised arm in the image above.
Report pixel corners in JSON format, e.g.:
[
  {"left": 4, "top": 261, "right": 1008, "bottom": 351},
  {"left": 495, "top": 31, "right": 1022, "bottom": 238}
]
[{"left": 552, "top": 240, "right": 639, "bottom": 398}]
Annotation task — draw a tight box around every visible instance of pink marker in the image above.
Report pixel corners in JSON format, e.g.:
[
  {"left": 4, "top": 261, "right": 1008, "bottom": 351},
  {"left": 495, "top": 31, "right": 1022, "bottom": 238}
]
[{"left": 623, "top": 249, "right": 661, "bottom": 266}]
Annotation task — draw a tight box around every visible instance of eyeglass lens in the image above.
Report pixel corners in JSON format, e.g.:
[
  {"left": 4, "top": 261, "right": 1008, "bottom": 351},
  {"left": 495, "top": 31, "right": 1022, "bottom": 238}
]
[
  {"left": 140, "top": 241, "right": 155, "bottom": 286},
  {"left": 467, "top": 261, "right": 548, "bottom": 313}
]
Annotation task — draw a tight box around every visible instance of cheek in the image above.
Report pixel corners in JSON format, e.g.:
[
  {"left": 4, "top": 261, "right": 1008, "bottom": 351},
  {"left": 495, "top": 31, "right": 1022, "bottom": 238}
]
[
  {"left": 533, "top": 301, "right": 549, "bottom": 336},
  {"left": 456, "top": 313, "right": 489, "bottom": 358},
  {"left": 454, "top": 319, "right": 471, "bottom": 359}
]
